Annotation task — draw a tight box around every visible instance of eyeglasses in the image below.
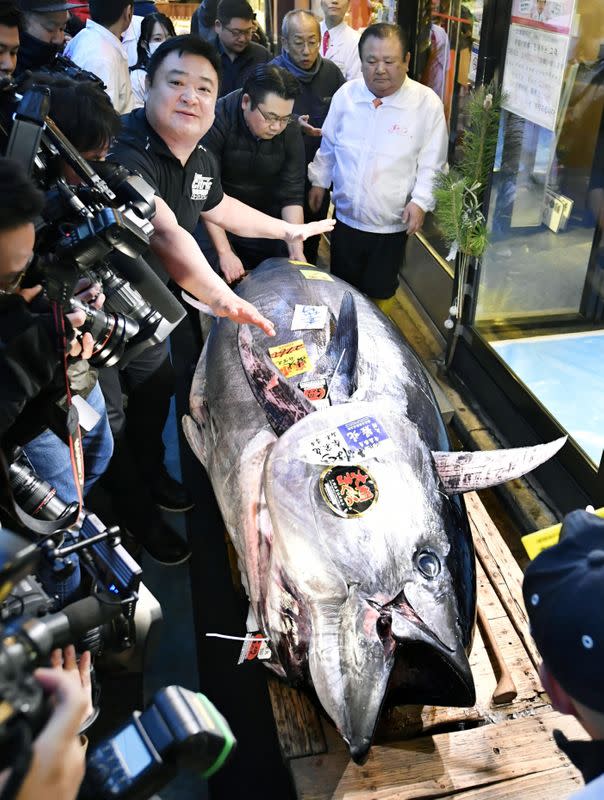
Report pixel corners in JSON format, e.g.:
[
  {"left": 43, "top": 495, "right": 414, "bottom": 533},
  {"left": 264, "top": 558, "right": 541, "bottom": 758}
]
[
  {"left": 256, "top": 105, "right": 294, "bottom": 125},
  {"left": 222, "top": 24, "right": 254, "bottom": 39},
  {"left": 288, "top": 37, "right": 320, "bottom": 50}
]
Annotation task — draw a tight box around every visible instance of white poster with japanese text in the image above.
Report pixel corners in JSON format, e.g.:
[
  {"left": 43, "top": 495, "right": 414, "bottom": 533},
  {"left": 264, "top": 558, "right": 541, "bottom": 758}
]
[{"left": 501, "top": 23, "right": 570, "bottom": 131}]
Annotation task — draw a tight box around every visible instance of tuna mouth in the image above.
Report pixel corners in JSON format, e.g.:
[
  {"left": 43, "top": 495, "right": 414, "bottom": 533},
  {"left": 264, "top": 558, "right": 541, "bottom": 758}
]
[{"left": 369, "top": 592, "right": 476, "bottom": 709}]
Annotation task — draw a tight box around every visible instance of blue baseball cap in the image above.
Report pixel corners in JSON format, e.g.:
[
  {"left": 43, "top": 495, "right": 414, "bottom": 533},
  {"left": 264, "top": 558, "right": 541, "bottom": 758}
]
[{"left": 523, "top": 509, "right": 604, "bottom": 712}]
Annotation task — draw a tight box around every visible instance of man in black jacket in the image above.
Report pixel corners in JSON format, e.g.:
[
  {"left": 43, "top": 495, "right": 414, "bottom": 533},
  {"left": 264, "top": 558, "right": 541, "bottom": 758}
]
[
  {"left": 271, "top": 9, "right": 344, "bottom": 264},
  {"left": 213, "top": 0, "right": 269, "bottom": 97},
  {"left": 200, "top": 63, "right": 306, "bottom": 281},
  {"left": 15, "top": 0, "right": 83, "bottom": 76}
]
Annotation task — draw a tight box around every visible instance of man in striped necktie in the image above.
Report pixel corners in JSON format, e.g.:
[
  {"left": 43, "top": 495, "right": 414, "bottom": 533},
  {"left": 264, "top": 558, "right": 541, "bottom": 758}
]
[{"left": 319, "top": 0, "right": 361, "bottom": 80}]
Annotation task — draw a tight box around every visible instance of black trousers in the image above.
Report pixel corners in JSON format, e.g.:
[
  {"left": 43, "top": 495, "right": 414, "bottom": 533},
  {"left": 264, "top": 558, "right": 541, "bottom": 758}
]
[
  {"left": 89, "top": 340, "right": 175, "bottom": 536},
  {"left": 303, "top": 180, "right": 331, "bottom": 266},
  {"left": 330, "top": 218, "right": 407, "bottom": 299},
  {"left": 194, "top": 220, "right": 288, "bottom": 273}
]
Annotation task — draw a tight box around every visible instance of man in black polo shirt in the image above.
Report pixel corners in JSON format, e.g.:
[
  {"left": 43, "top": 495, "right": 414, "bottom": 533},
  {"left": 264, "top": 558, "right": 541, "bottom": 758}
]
[
  {"left": 107, "top": 35, "right": 333, "bottom": 563},
  {"left": 213, "top": 0, "right": 269, "bottom": 97}
]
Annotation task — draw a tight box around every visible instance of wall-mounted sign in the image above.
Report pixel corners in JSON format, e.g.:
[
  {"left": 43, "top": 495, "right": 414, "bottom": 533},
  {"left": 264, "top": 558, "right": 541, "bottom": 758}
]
[
  {"left": 511, "top": 0, "right": 575, "bottom": 35},
  {"left": 501, "top": 23, "right": 569, "bottom": 131}
]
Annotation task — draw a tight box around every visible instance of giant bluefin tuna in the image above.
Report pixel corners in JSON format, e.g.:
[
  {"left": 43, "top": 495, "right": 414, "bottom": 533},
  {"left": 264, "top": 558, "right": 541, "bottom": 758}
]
[{"left": 183, "top": 258, "right": 564, "bottom": 762}]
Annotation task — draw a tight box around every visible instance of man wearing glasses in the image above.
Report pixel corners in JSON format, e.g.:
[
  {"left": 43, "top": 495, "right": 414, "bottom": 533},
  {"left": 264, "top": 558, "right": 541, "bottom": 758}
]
[
  {"left": 199, "top": 63, "right": 306, "bottom": 280},
  {"left": 213, "top": 0, "right": 269, "bottom": 98},
  {"left": 271, "top": 9, "right": 344, "bottom": 264}
]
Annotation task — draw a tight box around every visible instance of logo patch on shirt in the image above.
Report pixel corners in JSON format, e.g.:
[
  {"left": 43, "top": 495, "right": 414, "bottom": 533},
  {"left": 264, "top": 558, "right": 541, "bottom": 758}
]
[{"left": 191, "top": 173, "right": 213, "bottom": 201}]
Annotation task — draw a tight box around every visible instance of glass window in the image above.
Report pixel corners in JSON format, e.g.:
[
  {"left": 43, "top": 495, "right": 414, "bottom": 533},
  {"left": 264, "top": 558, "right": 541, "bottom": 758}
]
[
  {"left": 474, "top": 0, "right": 604, "bottom": 465},
  {"left": 419, "top": 0, "right": 485, "bottom": 261}
]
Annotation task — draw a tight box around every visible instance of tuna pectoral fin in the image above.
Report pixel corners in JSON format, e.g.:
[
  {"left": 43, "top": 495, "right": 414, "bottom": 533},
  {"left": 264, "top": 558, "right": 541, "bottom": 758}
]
[
  {"left": 238, "top": 325, "right": 315, "bottom": 437},
  {"left": 433, "top": 436, "right": 567, "bottom": 494},
  {"left": 182, "top": 414, "right": 208, "bottom": 467},
  {"left": 315, "top": 291, "right": 358, "bottom": 402}
]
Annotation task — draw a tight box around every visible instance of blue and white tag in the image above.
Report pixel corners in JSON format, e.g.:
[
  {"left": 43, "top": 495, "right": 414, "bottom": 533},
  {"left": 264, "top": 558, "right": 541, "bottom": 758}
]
[{"left": 298, "top": 415, "right": 393, "bottom": 465}]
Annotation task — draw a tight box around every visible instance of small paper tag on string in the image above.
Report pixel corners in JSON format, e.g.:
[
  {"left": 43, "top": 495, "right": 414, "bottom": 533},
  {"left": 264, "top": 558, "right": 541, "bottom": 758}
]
[
  {"left": 238, "top": 633, "right": 272, "bottom": 664},
  {"left": 268, "top": 339, "right": 312, "bottom": 378}
]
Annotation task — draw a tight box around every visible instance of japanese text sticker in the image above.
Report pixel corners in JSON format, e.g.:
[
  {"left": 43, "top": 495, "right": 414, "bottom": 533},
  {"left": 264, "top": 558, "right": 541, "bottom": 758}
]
[
  {"left": 300, "top": 269, "right": 334, "bottom": 282},
  {"left": 268, "top": 339, "right": 312, "bottom": 378},
  {"left": 320, "top": 465, "right": 378, "bottom": 518},
  {"left": 291, "top": 304, "right": 329, "bottom": 331}
]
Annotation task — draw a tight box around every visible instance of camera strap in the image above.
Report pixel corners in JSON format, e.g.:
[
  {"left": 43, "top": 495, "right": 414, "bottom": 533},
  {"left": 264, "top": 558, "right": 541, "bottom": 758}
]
[{"left": 51, "top": 301, "right": 85, "bottom": 514}]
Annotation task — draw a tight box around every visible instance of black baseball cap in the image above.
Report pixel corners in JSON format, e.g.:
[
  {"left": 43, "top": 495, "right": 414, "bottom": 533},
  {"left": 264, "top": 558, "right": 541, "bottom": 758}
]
[
  {"left": 523, "top": 509, "right": 604, "bottom": 712},
  {"left": 18, "top": 0, "right": 86, "bottom": 11}
]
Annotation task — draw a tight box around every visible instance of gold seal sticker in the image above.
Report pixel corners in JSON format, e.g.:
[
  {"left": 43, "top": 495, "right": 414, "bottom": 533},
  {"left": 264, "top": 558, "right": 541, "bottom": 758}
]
[{"left": 319, "top": 465, "right": 378, "bottom": 518}]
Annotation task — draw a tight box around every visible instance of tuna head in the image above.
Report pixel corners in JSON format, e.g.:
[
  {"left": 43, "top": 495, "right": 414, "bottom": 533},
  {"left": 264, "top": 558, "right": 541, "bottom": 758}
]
[{"left": 262, "top": 400, "right": 475, "bottom": 763}]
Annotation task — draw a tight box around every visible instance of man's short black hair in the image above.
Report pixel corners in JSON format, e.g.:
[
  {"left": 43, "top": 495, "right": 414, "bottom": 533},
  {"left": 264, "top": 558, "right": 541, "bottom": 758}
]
[
  {"left": 89, "top": 0, "right": 133, "bottom": 28},
  {"left": 242, "top": 64, "right": 300, "bottom": 109},
  {"left": 0, "top": 1, "right": 20, "bottom": 28},
  {"left": 27, "top": 73, "right": 121, "bottom": 154},
  {"left": 217, "top": 0, "right": 254, "bottom": 26},
  {"left": 358, "top": 23, "right": 409, "bottom": 60},
  {"left": 0, "top": 157, "right": 44, "bottom": 232},
  {"left": 147, "top": 33, "right": 222, "bottom": 87}
]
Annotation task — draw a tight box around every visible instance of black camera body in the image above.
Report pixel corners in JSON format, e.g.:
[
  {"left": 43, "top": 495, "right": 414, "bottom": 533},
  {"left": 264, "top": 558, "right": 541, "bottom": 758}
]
[{"left": 1, "top": 79, "right": 186, "bottom": 369}]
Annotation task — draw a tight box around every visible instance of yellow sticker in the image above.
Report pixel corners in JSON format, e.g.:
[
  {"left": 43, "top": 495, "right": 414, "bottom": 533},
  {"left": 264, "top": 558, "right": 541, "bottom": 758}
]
[
  {"left": 268, "top": 339, "right": 312, "bottom": 378},
  {"left": 521, "top": 507, "right": 604, "bottom": 559},
  {"left": 288, "top": 259, "right": 315, "bottom": 267},
  {"left": 300, "top": 269, "right": 334, "bottom": 282}
]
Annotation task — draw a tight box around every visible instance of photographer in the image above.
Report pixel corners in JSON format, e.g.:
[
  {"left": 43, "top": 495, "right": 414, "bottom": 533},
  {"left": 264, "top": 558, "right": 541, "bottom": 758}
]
[
  {"left": 0, "top": 646, "right": 92, "bottom": 800},
  {"left": 0, "top": 2, "right": 20, "bottom": 80},
  {"left": 0, "top": 157, "right": 113, "bottom": 603}
]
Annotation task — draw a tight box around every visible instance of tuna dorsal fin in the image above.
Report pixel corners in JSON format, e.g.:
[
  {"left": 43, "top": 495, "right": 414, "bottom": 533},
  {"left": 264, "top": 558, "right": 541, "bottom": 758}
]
[
  {"left": 316, "top": 291, "right": 358, "bottom": 402},
  {"left": 238, "top": 324, "right": 315, "bottom": 437},
  {"left": 433, "top": 436, "right": 567, "bottom": 494}
]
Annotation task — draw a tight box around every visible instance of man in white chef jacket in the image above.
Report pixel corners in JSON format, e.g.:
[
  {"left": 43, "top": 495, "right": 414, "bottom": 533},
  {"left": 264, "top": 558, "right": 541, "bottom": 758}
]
[{"left": 308, "top": 22, "right": 448, "bottom": 311}]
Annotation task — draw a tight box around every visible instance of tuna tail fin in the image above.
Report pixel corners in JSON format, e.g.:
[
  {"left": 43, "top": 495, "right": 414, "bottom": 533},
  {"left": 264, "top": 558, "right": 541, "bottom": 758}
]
[
  {"left": 433, "top": 436, "right": 567, "bottom": 494},
  {"left": 316, "top": 291, "right": 358, "bottom": 402},
  {"left": 238, "top": 324, "right": 315, "bottom": 437}
]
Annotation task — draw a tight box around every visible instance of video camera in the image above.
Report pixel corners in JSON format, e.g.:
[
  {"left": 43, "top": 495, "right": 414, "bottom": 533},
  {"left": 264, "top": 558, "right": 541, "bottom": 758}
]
[
  {"left": 0, "top": 527, "right": 236, "bottom": 800},
  {"left": 0, "top": 72, "right": 186, "bottom": 368}
]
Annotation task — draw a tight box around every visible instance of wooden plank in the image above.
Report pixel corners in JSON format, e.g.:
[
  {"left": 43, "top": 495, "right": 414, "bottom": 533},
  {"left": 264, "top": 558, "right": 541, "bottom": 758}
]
[
  {"left": 267, "top": 677, "right": 327, "bottom": 760},
  {"left": 465, "top": 492, "right": 542, "bottom": 668},
  {"left": 291, "top": 711, "right": 588, "bottom": 800},
  {"left": 449, "top": 766, "right": 583, "bottom": 799}
]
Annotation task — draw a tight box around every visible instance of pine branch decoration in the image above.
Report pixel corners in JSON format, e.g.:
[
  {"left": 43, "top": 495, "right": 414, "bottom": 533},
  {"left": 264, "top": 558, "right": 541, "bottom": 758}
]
[{"left": 433, "top": 82, "right": 503, "bottom": 259}]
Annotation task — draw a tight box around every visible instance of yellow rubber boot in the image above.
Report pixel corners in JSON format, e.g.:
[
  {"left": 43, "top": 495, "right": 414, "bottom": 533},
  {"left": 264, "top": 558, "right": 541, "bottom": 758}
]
[{"left": 371, "top": 295, "right": 397, "bottom": 318}]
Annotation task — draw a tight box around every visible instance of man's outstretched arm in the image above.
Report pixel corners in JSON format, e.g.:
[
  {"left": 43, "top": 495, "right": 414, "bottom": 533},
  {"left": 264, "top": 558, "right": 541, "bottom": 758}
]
[
  {"left": 149, "top": 197, "right": 275, "bottom": 336},
  {"left": 201, "top": 194, "right": 334, "bottom": 248}
]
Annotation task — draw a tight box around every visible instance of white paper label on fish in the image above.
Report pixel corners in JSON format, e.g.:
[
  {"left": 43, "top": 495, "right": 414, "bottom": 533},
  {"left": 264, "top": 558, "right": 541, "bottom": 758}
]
[{"left": 298, "top": 414, "right": 395, "bottom": 465}]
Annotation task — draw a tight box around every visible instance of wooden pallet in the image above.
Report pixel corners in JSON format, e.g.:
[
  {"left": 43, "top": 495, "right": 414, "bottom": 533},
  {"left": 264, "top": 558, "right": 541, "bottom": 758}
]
[{"left": 266, "top": 492, "right": 589, "bottom": 799}]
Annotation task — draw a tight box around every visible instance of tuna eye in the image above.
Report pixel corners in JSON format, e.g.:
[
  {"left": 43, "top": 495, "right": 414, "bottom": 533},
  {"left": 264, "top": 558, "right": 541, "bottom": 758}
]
[{"left": 416, "top": 549, "right": 441, "bottom": 579}]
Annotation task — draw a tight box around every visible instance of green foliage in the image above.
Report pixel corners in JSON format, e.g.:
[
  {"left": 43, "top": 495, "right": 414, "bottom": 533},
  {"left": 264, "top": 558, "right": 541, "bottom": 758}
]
[{"left": 433, "top": 83, "right": 503, "bottom": 258}]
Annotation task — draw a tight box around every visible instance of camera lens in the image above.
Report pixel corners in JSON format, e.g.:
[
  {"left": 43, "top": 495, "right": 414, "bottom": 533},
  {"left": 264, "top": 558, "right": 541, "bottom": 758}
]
[
  {"left": 8, "top": 455, "right": 79, "bottom": 522},
  {"left": 70, "top": 299, "right": 139, "bottom": 368}
]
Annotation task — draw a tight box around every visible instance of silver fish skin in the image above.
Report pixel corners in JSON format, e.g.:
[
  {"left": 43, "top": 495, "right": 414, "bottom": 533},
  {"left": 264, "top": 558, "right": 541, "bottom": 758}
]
[{"left": 185, "top": 258, "right": 476, "bottom": 763}]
